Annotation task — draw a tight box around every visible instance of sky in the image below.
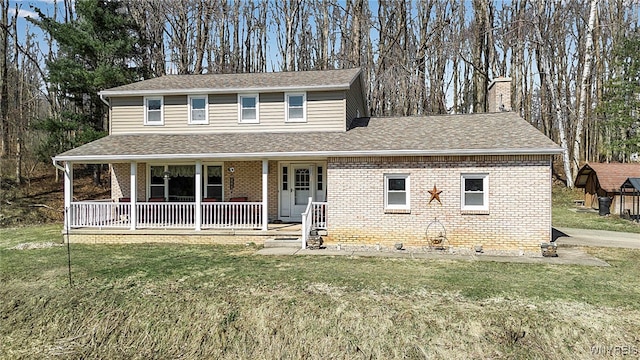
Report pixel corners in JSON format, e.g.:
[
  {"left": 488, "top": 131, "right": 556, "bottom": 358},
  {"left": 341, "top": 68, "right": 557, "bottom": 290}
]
[
  {"left": 5, "top": 0, "right": 488, "bottom": 108},
  {"left": 9, "top": 0, "right": 67, "bottom": 55}
]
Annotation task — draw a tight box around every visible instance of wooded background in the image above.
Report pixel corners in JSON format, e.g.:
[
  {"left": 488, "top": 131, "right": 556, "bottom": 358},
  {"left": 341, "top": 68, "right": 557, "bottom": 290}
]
[{"left": 1, "top": 0, "right": 639, "bottom": 188}]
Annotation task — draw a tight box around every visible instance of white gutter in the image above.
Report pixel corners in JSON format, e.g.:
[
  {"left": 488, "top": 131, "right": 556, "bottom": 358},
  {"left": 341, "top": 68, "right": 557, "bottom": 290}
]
[
  {"left": 99, "top": 93, "right": 109, "bottom": 106},
  {"left": 54, "top": 147, "right": 564, "bottom": 162},
  {"left": 52, "top": 157, "right": 65, "bottom": 171},
  {"left": 99, "top": 83, "right": 352, "bottom": 98}
]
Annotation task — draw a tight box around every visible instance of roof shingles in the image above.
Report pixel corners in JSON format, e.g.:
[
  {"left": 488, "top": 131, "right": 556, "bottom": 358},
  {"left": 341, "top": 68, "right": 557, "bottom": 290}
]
[
  {"left": 101, "top": 68, "right": 362, "bottom": 94},
  {"left": 576, "top": 163, "right": 640, "bottom": 192},
  {"left": 56, "top": 112, "right": 561, "bottom": 161}
]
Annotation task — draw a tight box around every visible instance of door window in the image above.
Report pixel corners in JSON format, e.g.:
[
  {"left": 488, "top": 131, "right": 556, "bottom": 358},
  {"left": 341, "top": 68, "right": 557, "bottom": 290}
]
[{"left": 294, "top": 168, "right": 310, "bottom": 205}]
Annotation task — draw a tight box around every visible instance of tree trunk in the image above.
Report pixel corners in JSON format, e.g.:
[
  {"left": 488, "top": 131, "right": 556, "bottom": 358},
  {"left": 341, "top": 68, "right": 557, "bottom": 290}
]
[
  {"left": 194, "top": 0, "right": 212, "bottom": 74},
  {"left": 0, "top": 0, "right": 9, "bottom": 158},
  {"left": 472, "top": 0, "right": 489, "bottom": 113},
  {"left": 534, "top": 10, "right": 574, "bottom": 188},
  {"left": 572, "top": 0, "right": 598, "bottom": 174},
  {"left": 13, "top": 6, "right": 21, "bottom": 184}
]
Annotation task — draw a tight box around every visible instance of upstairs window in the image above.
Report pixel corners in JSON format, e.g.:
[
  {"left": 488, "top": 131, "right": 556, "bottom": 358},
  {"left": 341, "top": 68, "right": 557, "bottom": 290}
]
[
  {"left": 461, "top": 173, "right": 489, "bottom": 211},
  {"left": 285, "top": 93, "right": 306, "bottom": 122},
  {"left": 144, "top": 97, "right": 163, "bottom": 125},
  {"left": 189, "top": 95, "right": 208, "bottom": 124},
  {"left": 384, "top": 174, "right": 410, "bottom": 211},
  {"left": 238, "top": 94, "right": 259, "bottom": 123}
]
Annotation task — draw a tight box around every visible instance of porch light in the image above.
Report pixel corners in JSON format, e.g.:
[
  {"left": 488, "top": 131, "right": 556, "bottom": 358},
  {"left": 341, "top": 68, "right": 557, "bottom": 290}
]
[{"left": 163, "top": 171, "right": 171, "bottom": 180}]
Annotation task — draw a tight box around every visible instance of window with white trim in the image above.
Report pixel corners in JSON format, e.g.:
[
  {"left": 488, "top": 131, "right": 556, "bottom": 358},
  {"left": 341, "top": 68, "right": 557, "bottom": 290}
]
[
  {"left": 205, "top": 165, "right": 223, "bottom": 201},
  {"left": 149, "top": 165, "right": 165, "bottom": 199},
  {"left": 238, "top": 94, "right": 259, "bottom": 123},
  {"left": 461, "top": 173, "right": 489, "bottom": 211},
  {"left": 144, "top": 96, "right": 163, "bottom": 125},
  {"left": 285, "top": 92, "right": 306, "bottom": 122},
  {"left": 384, "top": 174, "right": 410, "bottom": 211},
  {"left": 189, "top": 95, "right": 208, "bottom": 124}
]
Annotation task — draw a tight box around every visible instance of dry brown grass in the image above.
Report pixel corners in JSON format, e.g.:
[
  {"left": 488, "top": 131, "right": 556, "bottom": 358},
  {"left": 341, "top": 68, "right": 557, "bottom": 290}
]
[
  {"left": 3, "top": 281, "right": 639, "bottom": 359},
  {"left": 2, "top": 226, "right": 640, "bottom": 359}
]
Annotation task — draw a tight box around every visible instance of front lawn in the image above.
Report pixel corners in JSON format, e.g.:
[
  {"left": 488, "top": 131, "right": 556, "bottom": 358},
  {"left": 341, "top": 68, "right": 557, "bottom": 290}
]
[{"left": 1, "top": 225, "right": 640, "bottom": 359}]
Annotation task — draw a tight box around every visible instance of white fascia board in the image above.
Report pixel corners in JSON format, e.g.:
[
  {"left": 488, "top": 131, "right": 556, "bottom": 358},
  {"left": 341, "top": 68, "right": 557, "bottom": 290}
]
[
  {"left": 54, "top": 147, "right": 563, "bottom": 163},
  {"left": 99, "top": 84, "right": 351, "bottom": 98}
]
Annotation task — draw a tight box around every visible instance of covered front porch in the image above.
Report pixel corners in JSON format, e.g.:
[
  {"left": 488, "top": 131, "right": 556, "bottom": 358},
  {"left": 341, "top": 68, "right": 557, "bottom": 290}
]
[
  {"left": 58, "top": 159, "right": 328, "bottom": 248},
  {"left": 66, "top": 199, "right": 327, "bottom": 232}
]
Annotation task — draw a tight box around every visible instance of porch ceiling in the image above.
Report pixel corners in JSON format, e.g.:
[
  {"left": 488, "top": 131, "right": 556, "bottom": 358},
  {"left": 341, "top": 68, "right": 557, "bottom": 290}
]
[{"left": 55, "top": 112, "right": 562, "bottom": 162}]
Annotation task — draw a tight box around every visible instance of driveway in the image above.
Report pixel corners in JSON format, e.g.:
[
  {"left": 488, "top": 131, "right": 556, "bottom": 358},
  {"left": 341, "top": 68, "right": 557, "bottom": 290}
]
[{"left": 554, "top": 227, "right": 640, "bottom": 249}]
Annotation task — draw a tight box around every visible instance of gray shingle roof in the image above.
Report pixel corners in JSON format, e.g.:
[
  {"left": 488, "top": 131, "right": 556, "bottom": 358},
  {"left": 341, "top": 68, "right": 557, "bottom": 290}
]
[
  {"left": 55, "top": 112, "right": 561, "bottom": 162},
  {"left": 101, "top": 68, "right": 362, "bottom": 95}
]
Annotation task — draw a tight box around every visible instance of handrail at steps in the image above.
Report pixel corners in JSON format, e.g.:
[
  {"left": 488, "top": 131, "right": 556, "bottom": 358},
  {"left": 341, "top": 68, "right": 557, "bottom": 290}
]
[{"left": 300, "top": 197, "right": 313, "bottom": 249}]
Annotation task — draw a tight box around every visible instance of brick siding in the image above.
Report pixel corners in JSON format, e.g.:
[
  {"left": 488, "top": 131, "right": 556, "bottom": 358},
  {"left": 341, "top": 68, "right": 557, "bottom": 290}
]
[
  {"left": 487, "top": 78, "right": 512, "bottom": 112},
  {"left": 68, "top": 232, "right": 267, "bottom": 245},
  {"left": 111, "top": 163, "right": 147, "bottom": 201},
  {"left": 325, "top": 155, "right": 552, "bottom": 252},
  {"left": 110, "top": 160, "right": 280, "bottom": 220}
]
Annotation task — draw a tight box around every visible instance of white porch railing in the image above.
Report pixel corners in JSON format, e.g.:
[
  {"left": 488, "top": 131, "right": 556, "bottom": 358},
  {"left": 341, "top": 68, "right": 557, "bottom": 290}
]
[
  {"left": 201, "top": 202, "right": 263, "bottom": 229},
  {"left": 68, "top": 201, "right": 264, "bottom": 230},
  {"left": 301, "top": 200, "right": 328, "bottom": 249},
  {"left": 136, "top": 202, "right": 195, "bottom": 228},
  {"left": 69, "top": 201, "right": 131, "bottom": 228},
  {"left": 311, "top": 202, "right": 327, "bottom": 230}
]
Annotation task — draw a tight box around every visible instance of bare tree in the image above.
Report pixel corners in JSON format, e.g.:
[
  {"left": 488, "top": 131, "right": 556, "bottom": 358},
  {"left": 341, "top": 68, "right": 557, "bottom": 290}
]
[
  {"left": 573, "top": 0, "right": 598, "bottom": 175},
  {"left": 471, "top": 0, "right": 492, "bottom": 113},
  {"left": 534, "top": 2, "right": 574, "bottom": 187},
  {"left": 0, "top": 0, "right": 9, "bottom": 158}
]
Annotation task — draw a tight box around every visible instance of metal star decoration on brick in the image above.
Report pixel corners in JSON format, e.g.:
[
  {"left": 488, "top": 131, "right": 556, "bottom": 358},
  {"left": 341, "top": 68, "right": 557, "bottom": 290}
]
[{"left": 428, "top": 184, "right": 443, "bottom": 205}]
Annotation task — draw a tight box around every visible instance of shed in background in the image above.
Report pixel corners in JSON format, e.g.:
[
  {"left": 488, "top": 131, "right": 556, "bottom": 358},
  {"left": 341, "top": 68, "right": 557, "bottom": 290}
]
[
  {"left": 620, "top": 178, "right": 640, "bottom": 222},
  {"left": 575, "top": 163, "right": 640, "bottom": 215}
]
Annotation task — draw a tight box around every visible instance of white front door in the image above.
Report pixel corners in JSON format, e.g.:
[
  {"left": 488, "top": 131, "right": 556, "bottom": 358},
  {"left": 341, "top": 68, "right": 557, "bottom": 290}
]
[
  {"left": 290, "top": 164, "right": 313, "bottom": 221},
  {"left": 279, "top": 162, "right": 326, "bottom": 222}
]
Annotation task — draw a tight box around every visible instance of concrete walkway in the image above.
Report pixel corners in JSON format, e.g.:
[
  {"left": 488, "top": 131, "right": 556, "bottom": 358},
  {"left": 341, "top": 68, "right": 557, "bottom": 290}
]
[
  {"left": 554, "top": 227, "right": 640, "bottom": 249},
  {"left": 256, "top": 246, "right": 610, "bottom": 267}
]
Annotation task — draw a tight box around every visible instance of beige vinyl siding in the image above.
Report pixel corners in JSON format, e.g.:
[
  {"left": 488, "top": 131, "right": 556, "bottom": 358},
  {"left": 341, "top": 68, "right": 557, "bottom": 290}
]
[
  {"left": 305, "top": 91, "right": 345, "bottom": 131},
  {"left": 110, "top": 90, "right": 347, "bottom": 134},
  {"left": 345, "top": 74, "right": 366, "bottom": 129},
  {"left": 208, "top": 94, "right": 237, "bottom": 129},
  {"left": 110, "top": 97, "right": 144, "bottom": 134},
  {"left": 210, "top": 91, "right": 344, "bottom": 132},
  {"left": 163, "top": 95, "right": 188, "bottom": 130},
  {"left": 111, "top": 95, "right": 190, "bottom": 134},
  {"left": 258, "top": 92, "right": 285, "bottom": 126}
]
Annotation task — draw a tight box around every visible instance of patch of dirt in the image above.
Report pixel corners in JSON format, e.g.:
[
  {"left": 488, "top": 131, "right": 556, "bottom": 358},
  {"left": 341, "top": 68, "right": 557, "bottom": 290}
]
[
  {"left": 0, "top": 162, "right": 110, "bottom": 227},
  {"left": 11, "top": 242, "right": 64, "bottom": 250}
]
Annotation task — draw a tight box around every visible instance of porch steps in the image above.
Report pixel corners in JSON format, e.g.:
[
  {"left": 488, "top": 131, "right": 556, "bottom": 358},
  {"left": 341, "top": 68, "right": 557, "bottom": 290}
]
[{"left": 264, "top": 237, "right": 302, "bottom": 248}]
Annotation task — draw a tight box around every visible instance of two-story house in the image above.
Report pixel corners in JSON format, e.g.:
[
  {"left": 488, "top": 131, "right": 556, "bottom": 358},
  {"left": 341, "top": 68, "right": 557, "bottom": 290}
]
[{"left": 54, "top": 68, "right": 562, "bottom": 253}]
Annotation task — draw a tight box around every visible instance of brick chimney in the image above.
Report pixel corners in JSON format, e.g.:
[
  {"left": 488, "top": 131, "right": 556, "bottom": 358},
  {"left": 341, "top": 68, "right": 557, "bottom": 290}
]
[{"left": 487, "top": 77, "right": 512, "bottom": 112}]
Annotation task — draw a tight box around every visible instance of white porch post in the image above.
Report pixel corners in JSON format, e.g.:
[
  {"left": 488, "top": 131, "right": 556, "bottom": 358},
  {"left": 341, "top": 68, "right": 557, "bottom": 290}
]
[
  {"left": 262, "top": 159, "right": 268, "bottom": 231},
  {"left": 195, "top": 161, "right": 202, "bottom": 231},
  {"left": 130, "top": 162, "right": 137, "bottom": 230},
  {"left": 64, "top": 162, "right": 73, "bottom": 231}
]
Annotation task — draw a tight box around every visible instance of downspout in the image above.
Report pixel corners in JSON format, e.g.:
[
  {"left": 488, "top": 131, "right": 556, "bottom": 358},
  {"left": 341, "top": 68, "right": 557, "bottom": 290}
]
[
  {"left": 99, "top": 93, "right": 109, "bottom": 106},
  {"left": 99, "top": 92, "right": 111, "bottom": 135},
  {"left": 52, "top": 157, "right": 70, "bottom": 235},
  {"left": 52, "top": 157, "right": 65, "bottom": 172}
]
